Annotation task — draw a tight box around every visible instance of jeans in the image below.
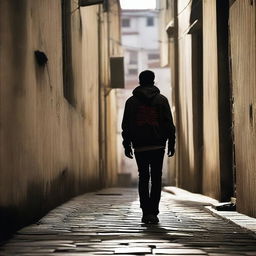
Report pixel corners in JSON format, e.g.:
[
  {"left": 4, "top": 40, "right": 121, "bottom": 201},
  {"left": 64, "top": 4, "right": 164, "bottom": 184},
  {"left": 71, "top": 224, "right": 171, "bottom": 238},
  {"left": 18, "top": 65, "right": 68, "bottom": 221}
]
[{"left": 134, "top": 149, "right": 165, "bottom": 216}]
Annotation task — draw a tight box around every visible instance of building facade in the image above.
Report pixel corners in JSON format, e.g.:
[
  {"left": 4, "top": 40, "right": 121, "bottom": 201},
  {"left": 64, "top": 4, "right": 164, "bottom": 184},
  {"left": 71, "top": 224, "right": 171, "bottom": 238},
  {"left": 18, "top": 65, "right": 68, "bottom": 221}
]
[
  {"left": 159, "top": 0, "right": 256, "bottom": 217},
  {"left": 0, "top": 0, "right": 121, "bottom": 240},
  {"left": 121, "top": 9, "right": 161, "bottom": 88}
]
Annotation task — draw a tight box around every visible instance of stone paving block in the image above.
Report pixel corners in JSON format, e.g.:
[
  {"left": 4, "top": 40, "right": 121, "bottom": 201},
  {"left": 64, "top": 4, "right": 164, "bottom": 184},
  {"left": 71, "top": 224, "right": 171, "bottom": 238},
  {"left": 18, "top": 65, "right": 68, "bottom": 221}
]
[
  {"left": 207, "top": 254, "right": 244, "bottom": 256},
  {"left": 152, "top": 248, "right": 207, "bottom": 254},
  {"left": 128, "top": 242, "right": 184, "bottom": 248},
  {"left": 114, "top": 247, "right": 152, "bottom": 254}
]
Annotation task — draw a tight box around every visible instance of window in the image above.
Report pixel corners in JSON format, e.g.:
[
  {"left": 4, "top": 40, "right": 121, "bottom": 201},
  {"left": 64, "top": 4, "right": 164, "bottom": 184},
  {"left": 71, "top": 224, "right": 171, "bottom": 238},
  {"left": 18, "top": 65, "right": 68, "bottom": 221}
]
[
  {"left": 146, "top": 17, "right": 154, "bottom": 26},
  {"left": 128, "top": 68, "right": 138, "bottom": 75},
  {"left": 148, "top": 53, "right": 160, "bottom": 60},
  {"left": 122, "top": 18, "right": 130, "bottom": 27},
  {"left": 129, "top": 51, "right": 138, "bottom": 64},
  {"left": 61, "top": 0, "right": 75, "bottom": 105}
]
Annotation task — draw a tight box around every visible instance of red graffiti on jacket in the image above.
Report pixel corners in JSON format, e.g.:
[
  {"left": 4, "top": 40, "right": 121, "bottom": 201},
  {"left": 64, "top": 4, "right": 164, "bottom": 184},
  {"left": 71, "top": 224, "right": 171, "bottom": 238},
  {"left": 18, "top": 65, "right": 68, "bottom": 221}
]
[{"left": 136, "top": 106, "right": 159, "bottom": 126}]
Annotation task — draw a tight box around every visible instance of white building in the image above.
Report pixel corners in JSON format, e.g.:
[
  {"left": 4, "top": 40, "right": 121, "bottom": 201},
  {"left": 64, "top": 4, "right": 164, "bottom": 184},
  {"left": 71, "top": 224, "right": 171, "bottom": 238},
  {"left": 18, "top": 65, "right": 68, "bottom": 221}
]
[{"left": 121, "top": 9, "right": 162, "bottom": 88}]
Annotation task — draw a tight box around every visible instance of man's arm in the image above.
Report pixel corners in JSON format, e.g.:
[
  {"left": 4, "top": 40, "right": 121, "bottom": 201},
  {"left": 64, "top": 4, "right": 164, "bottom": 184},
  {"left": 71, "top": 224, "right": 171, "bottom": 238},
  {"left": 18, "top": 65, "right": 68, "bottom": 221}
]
[
  {"left": 163, "top": 98, "right": 176, "bottom": 157},
  {"left": 121, "top": 100, "right": 133, "bottom": 159}
]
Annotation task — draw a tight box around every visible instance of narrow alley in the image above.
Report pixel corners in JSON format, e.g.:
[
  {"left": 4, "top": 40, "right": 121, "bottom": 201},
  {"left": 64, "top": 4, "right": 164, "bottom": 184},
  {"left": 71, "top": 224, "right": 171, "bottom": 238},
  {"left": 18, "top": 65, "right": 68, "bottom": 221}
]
[
  {"left": 1, "top": 188, "right": 256, "bottom": 255},
  {"left": 1, "top": 0, "right": 256, "bottom": 255}
]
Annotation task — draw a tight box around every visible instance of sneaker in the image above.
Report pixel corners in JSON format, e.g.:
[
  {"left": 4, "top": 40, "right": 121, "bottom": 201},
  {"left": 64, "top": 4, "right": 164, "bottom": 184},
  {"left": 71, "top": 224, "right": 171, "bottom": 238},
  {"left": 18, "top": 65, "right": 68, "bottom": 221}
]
[
  {"left": 148, "top": 214, "right": 159, "bottom": 224},
  {"left": 216, "top": 203, "right": 236, "bottom": 211},
  {"left": 141, "top": 215, "right": 151, "bottom": 224}
]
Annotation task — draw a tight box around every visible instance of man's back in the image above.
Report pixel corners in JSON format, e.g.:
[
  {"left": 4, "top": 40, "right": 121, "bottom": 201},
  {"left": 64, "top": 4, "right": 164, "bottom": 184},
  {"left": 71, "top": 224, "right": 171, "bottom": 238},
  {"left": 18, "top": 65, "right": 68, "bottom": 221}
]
[{"left": 122, "top": 85, "right": 175, "bottom": 150}]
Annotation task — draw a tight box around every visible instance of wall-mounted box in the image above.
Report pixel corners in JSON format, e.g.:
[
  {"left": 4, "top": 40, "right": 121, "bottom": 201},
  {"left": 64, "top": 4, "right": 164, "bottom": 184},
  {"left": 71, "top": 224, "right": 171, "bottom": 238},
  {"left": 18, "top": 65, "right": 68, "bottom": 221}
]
[{"left": 110, "top": 57, "right": 125, "bottom": 89}]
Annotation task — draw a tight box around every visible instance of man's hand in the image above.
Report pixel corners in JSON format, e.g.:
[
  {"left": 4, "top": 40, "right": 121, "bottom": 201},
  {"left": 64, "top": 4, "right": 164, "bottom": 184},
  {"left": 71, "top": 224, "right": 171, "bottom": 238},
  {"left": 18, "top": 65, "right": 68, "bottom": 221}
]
[
  {"left": 125, "top": 147, "right": 133, "bottom": 159},
  {"left": 167, "top": 147, "right": 175, "bottom": 157}
]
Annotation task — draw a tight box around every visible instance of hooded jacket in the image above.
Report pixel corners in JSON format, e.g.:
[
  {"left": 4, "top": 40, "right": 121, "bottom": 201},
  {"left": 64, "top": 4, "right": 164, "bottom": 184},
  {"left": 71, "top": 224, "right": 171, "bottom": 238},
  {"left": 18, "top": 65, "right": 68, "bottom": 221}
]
[{"left": 121, "top": 85, "right": 175, "bottom": 150}]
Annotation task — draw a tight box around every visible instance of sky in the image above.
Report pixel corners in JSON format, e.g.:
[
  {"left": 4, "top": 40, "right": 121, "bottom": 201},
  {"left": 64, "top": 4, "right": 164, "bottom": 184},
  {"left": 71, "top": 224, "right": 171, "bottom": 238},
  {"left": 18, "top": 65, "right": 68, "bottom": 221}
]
[{"left": 120, "top": 0, "right": 156, "bottom": 9}]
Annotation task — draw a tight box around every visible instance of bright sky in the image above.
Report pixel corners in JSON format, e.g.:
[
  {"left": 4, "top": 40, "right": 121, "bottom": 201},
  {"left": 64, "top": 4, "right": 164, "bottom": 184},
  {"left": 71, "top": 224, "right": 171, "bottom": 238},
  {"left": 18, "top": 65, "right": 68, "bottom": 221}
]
[{"left": 120, "top": 0, "right": 156, "bottom": 9}]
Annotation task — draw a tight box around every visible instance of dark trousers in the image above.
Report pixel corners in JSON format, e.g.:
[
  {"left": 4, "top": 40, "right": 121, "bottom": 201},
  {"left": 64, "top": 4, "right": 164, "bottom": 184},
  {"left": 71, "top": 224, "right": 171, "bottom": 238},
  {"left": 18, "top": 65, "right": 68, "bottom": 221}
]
[{"left": 134, "top": 149, "right": 165, "bottom": 216}]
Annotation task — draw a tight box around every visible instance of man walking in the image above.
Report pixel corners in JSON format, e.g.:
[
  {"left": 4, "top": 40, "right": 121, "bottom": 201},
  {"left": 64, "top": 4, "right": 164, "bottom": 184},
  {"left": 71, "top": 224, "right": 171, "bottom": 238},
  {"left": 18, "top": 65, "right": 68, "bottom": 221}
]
[{"left": 121, "top": 70, "right": 176, "bottom": 224}]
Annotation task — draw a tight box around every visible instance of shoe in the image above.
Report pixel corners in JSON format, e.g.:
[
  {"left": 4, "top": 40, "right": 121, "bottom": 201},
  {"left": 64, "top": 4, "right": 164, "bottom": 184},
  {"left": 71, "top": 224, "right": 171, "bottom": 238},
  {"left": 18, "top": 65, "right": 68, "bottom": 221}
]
[
  {"left": 141, "top": 214, "right": 151, "bottom": 224},
  {"left": 216, "top": 203, "right": 236, "bottom": 211},
  {"left": 148, "top": 214, "right": 159, "bottom": 224}
]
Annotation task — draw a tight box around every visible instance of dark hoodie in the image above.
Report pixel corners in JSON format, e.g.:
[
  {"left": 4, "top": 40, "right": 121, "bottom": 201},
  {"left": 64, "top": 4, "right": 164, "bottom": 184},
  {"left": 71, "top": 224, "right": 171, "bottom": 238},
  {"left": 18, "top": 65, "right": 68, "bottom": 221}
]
[{"left": 122, "top": 85, "right": 175, "bottom": 150}]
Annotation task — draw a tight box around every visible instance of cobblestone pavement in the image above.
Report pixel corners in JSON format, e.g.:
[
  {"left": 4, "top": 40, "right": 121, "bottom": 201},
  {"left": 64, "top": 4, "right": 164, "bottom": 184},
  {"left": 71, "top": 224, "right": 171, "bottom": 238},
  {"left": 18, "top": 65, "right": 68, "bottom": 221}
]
[{"left": 1, "top": 188, "right": 256, "bottom": 255}]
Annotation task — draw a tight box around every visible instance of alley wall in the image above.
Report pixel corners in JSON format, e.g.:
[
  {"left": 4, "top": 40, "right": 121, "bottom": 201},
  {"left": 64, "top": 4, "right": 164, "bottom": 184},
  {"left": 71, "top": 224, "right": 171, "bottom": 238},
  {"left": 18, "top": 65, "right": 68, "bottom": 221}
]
[
  {"left": 201, "top": 0, "right": 221, "bottom": 199},
  {"left": 176, "top": 0, "right": 222, "bottom": 198},
  {"left": 0, "top": 0, "right": 121, "bottom": 240},
  {"left": 98, "top": 1, "right": 122, "bottom": 187},
  {"left": 160, "top": 0, "right": 231, "bottom": 199},
  {"left": 160, "top": 0, "right": 256, "bottom": 217},
  {"left": 176, "top": 1, "right": 199, "bottom": 193},
  {"left": 158, "top": 0, "right": 177, "bottom": 186},
  {"left": 229, "top": 1, "right": 256, "bottom": 217}
]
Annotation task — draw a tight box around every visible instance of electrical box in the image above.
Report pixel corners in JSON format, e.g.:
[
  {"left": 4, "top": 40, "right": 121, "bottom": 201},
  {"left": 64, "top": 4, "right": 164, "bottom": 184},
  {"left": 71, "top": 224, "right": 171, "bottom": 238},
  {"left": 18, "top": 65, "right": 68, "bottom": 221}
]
[{"left": 110, "top": 57, "right": 125, "bottom": 89}]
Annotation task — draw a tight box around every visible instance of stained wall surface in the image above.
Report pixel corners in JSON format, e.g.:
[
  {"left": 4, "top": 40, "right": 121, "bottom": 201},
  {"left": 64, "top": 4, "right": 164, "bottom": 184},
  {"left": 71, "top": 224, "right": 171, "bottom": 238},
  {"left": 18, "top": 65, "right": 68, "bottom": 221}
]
[
  {"left": 0, "top": 0, "right": 121, "bottom": 240},
  {"left": 229, "top": 1, "right": 256, "bottom": 217},
  {"left": 98, "top": 1, "right": 122, "bottom": 187},
  {"left": 177, "top": 1, "right": 197, "bottom": 191},
  {"left": 162, "top": 0, "right": 222, "bottom": 199},
  {"left": 175, "top": 0, "right": 221, "bottom": 199},
  {"left": 201, "top": 0, "right": 221, "bottom": 199},
  {"left": 159, "top": 0, "right": 256, "bottom": 217}
]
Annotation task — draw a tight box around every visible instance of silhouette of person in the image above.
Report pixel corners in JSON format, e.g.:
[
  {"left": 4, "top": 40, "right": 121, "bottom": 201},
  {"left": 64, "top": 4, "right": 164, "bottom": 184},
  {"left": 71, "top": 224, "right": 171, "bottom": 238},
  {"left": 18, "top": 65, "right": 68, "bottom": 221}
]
[{"left": 122, "top": 70, "right": 176, "bottom": 224}]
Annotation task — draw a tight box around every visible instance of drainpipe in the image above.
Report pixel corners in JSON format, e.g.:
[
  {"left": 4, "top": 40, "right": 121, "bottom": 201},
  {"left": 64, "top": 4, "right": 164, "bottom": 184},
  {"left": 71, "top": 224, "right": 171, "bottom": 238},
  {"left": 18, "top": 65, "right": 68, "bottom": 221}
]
[
  {"left": 97, "top": 6, "right": 106, "bottom": 188},
  {"left": 104, "top": 6, "right": 111, "bottom": 187}
]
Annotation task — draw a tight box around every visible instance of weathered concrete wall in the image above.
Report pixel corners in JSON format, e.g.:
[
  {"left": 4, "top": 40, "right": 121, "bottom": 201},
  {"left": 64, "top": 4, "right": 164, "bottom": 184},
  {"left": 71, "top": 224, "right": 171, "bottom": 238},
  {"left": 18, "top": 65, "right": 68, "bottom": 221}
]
[
  {"left": 229, "top": 1, "right": 256, "bottom": 217},
  {"left": 162, "top": 0, "right": 232, "bottom": 199},
  {"left": 160, "top": 0, "right": 256, "bottom": 215},
  {"left": 201, "top": 0, "right": 221, "bottom": 199},
  {"left": 0, "top": 0, "right": 120, "bottom": 240},
  {"left": 175, "top": 0, "right": 229, "bottom": 199},
  {"left": 107, "top": 1, "right": 121, "bottom": 187},
  {"left": 174, "top": 0, "right": 229, "bottom": 199},
  {"left": 171, "top": 0, "right": 205, "bottom": 193},
  {"left": 177, "top": 1, "right": 197, "bottom": 191},
  {"left": 158, "top": 0, "right": 174, "bottom": 68},
  {"left": 98, "top": 1, "right": 121, "bottom": 187},
  {"left": 158, "top": 0, "right": 177, "bottom": 186}
]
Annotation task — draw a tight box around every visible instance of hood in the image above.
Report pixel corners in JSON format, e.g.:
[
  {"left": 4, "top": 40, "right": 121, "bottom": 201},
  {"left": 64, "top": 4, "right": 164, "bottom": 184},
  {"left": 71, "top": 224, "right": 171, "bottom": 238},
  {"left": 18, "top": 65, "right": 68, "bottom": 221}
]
[{"left": 133, "top": 85, "right": 160, "bottom": 104}]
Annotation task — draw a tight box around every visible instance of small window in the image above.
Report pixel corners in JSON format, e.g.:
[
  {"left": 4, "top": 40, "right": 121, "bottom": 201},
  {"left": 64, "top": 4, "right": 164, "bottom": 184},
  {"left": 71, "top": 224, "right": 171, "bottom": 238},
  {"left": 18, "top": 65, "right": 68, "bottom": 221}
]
[
  {"left": 122, "top": 18, "right": 130, "bottom": 27},
  {"left": 146, "top": 17, "right": 154, "bottom": 26},
  {"left": 148, "top": 53, "right": 160, "bottom": 60},
  {"left": 129, "top": 51, "right": 138, "bottom": 64},
  {"left": 128, "top": 68, "right": 138, "bottom": 75}
]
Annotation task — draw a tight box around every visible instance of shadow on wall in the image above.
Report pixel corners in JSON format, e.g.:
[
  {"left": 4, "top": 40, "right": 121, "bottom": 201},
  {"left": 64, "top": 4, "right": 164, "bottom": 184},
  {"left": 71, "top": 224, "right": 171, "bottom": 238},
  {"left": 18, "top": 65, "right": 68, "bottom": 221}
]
[{"left": 0, "top": 168, "right": 99, "bottom": 242}]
